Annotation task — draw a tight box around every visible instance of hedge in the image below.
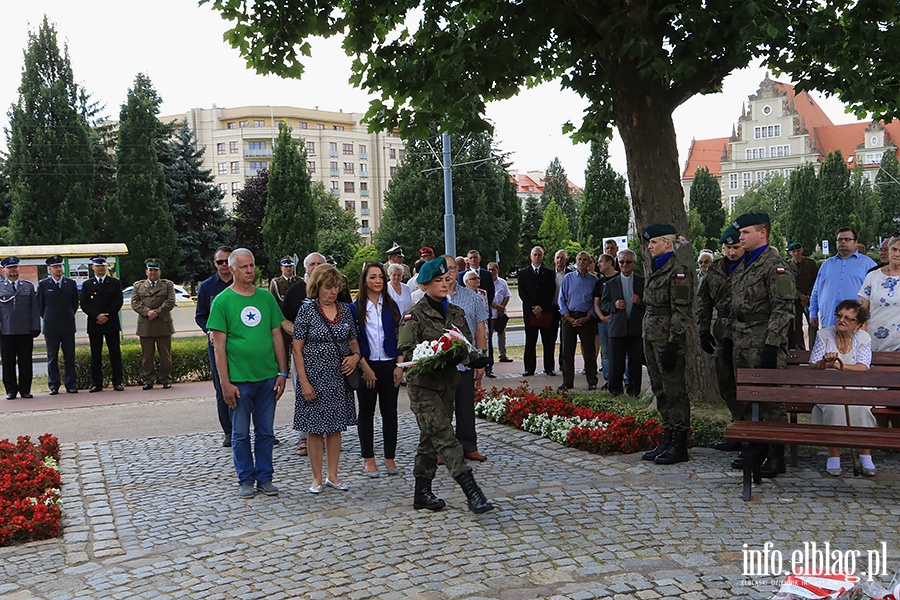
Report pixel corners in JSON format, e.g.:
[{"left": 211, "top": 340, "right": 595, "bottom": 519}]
[{"left": 72, "top": 337, "right": 212, "bottom": 389}]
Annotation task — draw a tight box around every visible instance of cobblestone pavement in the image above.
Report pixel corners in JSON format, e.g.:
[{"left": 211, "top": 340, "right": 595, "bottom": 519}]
[{"left": 2, "top": 413, "right": 899, "bottom": 599}]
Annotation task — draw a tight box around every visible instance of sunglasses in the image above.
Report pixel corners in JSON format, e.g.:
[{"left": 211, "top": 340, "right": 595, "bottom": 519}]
[{"left": 215, "top": 259, "right": 228, "bottom": 265}]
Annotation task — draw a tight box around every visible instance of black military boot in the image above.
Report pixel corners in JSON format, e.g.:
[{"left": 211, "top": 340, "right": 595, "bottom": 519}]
[
  {"left": 454, "top": 470, "right": 493, "bottom": 513},
  {"left": 641, "top": 429, "right": 672, "bottom": 461},
  {"left": 759, "top": 444, "right": 786, "bottom": 478},
  {"left": 413, "top": 477, "right": 446, "bottom": 511},
  {"left": 731, "top": 444, "right": 768, "bottom": 470},
  {"left": 654, "top": 429, "right": 689, "bottom": 465}
]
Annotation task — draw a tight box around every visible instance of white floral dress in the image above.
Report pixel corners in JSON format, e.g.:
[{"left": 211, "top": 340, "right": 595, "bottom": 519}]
[{"left": 859, "top": 269, "right": 900, "bottom": 352}]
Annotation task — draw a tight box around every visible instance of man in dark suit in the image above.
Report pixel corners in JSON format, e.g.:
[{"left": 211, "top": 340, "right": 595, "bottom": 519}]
[
  {"left": 600, "top": 249, "right": 645, "bottom": 396},
  {"left": 0, "top": 256, "right": 41, "bottom": 399},
  {"left": 37, "top": 255, "right": 80, "bottom": 395},
  {"left": 80, "top": 255, "right": 124, "bottom": 392},
  {"left": 517, "top": 246, "right": 558, "bottom": 376}
]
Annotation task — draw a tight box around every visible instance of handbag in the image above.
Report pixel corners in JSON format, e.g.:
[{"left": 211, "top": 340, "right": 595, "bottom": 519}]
[{"left": 316, "top": 303, "right": 363, "bottom": 391}]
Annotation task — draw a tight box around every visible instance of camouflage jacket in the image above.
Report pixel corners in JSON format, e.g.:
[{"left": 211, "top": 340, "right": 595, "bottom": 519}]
[
  {"left": 730, "top": 246, "right": 795, "bottom": 347},
  {"left": 697, "top": 257, "right": 735, "bottom": 341},
  {"left": 642, "top": 252, "right": 694, "bottom": 344},
  {"left": 397, "top": 296, "right": 473, "bottom": 390}
]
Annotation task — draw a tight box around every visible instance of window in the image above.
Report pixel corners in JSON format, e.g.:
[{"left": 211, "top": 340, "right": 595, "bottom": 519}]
[
  {"left": 389, "top": 148, "right": 396, "bottom": 159},
  {"left": 345, "top": 201, "right": 355, "bottom": 211},
  {"left": 231, "top": 161, "right": 240, "bottom": 174},
  {"left": 754, "top": 124, "right": 781, "bottom": 139},
  {"left": 275, "top": 120, "right": 284, "bottom": 127},
  {"left": 746, "top": 147, "right": 765, "bottom": 160},
  {"left": 361, "top": 219, "right": 370, "bottom": 234},
  {"left": 299, "top": 121, "right": 308, "bottom": 129},
  {"left": 249, "top": 161, "right": 266, "bottom": 173},
  {"left": 398, "top": 149, "right": 405, "bottom": 160},
  {"left": 317, "top": 123, "right": 325, "bottom": 130},
  {"left": 769, "top": 145, "right": 790, "bottom": 158},
  {"left": 307, "top": 160, "right": 316, "bottom": 173},
  {"left": 342, "top": 143, "right": 353, "bottom": 155},
  {"left": 232, "top": 182, "right": 242, "bottom": 194},
  {"left": 229, "top": 141, "right": 238, "bottom": 154},
  {"left": 330, "top": 181, "right": 339, "bottom": 195},
  {"left": 756, "top": 170, "right": 766, "bottom": 182},
  {"left": 239, "top": 120, "right": 249, "bottom": 128},
  {"left": 359, "top": 163, "right": 368, "bottom": 177},
  {"left": 783, "top": 168, "right": 794, "bottom": 178},
  {"left": 248, "top": 141, "right": 266, "bottom": 150},
  {"left": 330, "top": 161, "right": 339, "bottom": 176},
  {"left": 866, "top": 152, "right": 884, "bottom": 165},
  {"left": 343, "top": 162, "right": 354, "bottom": 174},
  {"left": 253, "top": 120, "right": 265, "bottom": 127},
  {"left": 359, "top": 144, "right": 367, "bottom": 158},
  {"left": 333, "top": 125, "right": 344, "bottom": 131},
  {"left": 217, "top": 163, "right": 227, "bottom": 175},
  {"left": 227, "top": 122, "right": 236, "bottom": 129},
  {"left": 247, "top": 141, "right": 267, "bottom": 157},
  {"left": 729, "top": 173, "right": 739, "bottom": 190},
  {"left": 329, "top": 142, "right": 338, "bottom": 157},
  {"left": 729, "top": 196, "right": 738, "bottom": 212},
  {"left": 743, "top": 172, "right": 752, "bottom": 188},
  {"left": 344, "top": 181, "right": 355, "bottom": 193},
  {"left": 360, "top": 182, "right": 369, "bottom": 196},
  {"left": 768, "top": 170, "right": 780, "bottom": 177},
  {"left": 216, "top": 143, "right": 225, "bottom": 155},
  {"left": 218, "top": 183, "right": 228, "bottom": 195},
  {"left": 390, "top": 166, "right": 398, "bottom": 176},
  {"left": 306, "top": 141, "right": 315, "bottom": 155}
]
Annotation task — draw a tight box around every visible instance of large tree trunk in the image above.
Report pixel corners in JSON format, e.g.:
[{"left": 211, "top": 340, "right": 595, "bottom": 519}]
[{"left": 608, "top": 67, "right": 715, "bottom": 404}]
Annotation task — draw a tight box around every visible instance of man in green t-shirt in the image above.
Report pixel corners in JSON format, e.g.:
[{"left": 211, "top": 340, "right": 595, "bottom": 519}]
[{"left": 208, "top": 248, "right": 290, "bottom": 499}]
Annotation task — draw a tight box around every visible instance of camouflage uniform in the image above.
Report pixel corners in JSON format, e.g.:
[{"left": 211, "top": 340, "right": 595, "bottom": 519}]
[
  {"left": 397, "top": 298, "right": 473, "bottom": 480},
  {"left": 643, "top": 252, "right": 694, "bottom": 431},
  {"left": 697, "top": 257, "right": 741, "bottom": 421},
  {"left": 731, "top": 247, "right": 795, "bottom": 421}
]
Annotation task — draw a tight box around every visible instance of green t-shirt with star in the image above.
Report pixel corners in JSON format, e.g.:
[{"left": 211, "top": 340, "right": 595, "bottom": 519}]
[{"left": 207, "top": 287, "right": 283, "bottom": 383}]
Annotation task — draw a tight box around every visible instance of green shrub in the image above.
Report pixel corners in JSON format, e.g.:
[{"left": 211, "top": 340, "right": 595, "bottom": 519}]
[{"left": 74, "top": 336, "right": 211, "bottom": 389}]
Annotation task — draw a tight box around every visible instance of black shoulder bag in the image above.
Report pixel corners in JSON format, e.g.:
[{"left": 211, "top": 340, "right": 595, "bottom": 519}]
[{"left": 317, "top": 304, "right": 362, "bottom": 391}]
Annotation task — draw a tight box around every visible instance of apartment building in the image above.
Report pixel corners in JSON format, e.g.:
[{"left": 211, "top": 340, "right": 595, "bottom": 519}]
[
  {"left": 682, "top": 74, "right": 900, "bottom": 212},
  {"left": 158, "top": 106, "right": 405, "bottom": 239},
  {"left": 510, "top": 169, "right": 584, "bottom": 202}
]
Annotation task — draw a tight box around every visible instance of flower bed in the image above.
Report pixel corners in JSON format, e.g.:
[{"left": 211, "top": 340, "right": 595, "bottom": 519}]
[
  {"left": 475, "top": 385, "right": 662, "bottom": 454},
  {"left": 0, "top": 434, "right": 62, "bottom": 546}
]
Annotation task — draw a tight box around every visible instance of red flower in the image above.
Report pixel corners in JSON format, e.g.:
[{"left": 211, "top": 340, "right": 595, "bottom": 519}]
[{"left": 0, "top": 434, "right": 61, "bottom": 546}]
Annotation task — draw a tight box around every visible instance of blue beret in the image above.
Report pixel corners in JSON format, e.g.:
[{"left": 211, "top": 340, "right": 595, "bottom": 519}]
[
  {"left": 1, "top": 256, "right": 20, "bottom": 268},
  {"left": 91, "top": 256, "right": 107, "bottom": 265},
  {"left": 642, "top": 223, "right": 677, "bottom": 241},
  {"left": 787, "top": 242, "right": 802, "bottom": 251},
  {"left": 416, "top": 257, "right": 449, "bottom": 284},
  {"left": 733, "top": 212, "right": 770, "bottom": 229},
  {"left": 719, "top": 226, "right": 741, "bottom": 246}
]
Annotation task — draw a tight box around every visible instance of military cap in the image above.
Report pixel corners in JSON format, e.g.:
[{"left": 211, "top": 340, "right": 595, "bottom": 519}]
[
  {"left": 279, "top": 256, "right": 295, "bottom": 266},
  {"left": 719, "top": 226, "right": 741, "bottom": 246},
  {"left": 787, "top": 242, "right": 802, "bottom": 251},
  {"left": 416, "top": 257, "right": 449, "bottom": 284},
  {"left": 1, "top": 256, "right": 20, "bottom": 267},
  {"left": 641, "top": 223, "right": 677, "bottom": 241},
  {"left": 91, "top": 255, "right": 108, "bottom": 265},
  {"left": 733, "top": 212, "right": 770, "bottom": 229},
  {"left": 45, "top": 255, "right": 64, "bottom": 267},
  {"left": 418, "top": 246, "right": 435, "bottom": 256},
  {"left": 144, "top": 258, "right": 161, "bottom": 269},
  {"left": 386, "top": 242, "right": 404, "bottom": 257}
]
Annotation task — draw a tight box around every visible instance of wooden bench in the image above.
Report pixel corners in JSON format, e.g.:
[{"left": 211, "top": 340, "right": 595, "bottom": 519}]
[{"left": 724, "top": 366, "right": 900, "bottom": 501}]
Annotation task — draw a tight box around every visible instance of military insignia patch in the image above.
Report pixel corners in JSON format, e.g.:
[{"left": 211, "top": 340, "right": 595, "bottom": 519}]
[
  {"left": 776, "top": 267, "right": 786, "bottom": 274},
  {"left": 676, "top": 273, "right": 686, "bottom": 279},
  {"left": 403, "top": 314, "right": 413, "bottom": 321}
]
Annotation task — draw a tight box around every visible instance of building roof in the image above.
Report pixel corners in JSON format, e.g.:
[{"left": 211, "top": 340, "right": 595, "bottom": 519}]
[
  {"left": 773, "top": 81, "right": 834, "bottom": 132},
  {"left": 815, "top": 120, "right": 900, "bottom": 167},
  {"left": 510, "top": 171, "right": 584, "bottom": 196},
  {"left": 681, "top": 137, "right": 729, "bottom": 179}
]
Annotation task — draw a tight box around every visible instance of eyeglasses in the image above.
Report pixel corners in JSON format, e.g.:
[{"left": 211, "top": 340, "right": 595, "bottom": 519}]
[
  {"left": 215, "top": 259, "right": 228, "bottom": 265},
  {"left": 834, "top": 314, "right": 858, "bottom": 322},
  {"left": 836, "top": 237, "right": 856, "bottom": 242}
]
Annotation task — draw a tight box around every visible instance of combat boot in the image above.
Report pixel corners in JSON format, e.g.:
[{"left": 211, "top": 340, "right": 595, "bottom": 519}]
[
  {"left": 413, "top": 477, "right": 446, "bottom": 511},
  {"left": 454, "top": 470, "right": 493, "bottom": 513},
  {"left": 642, "top": 429, "right": 672, "bottom": 461},
  {"left": 759, "top": 444, "right": 786, "bottom": 478},
  {"left": 654, "top": 429, "right": 689, "bottom": 465}
]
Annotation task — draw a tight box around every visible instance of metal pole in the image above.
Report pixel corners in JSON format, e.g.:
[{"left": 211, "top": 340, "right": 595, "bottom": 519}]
[{"left": 442, "top": 131, "right": 456, "bottom": 257}]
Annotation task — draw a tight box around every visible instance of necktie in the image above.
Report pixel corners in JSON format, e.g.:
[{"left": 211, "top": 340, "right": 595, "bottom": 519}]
[
  {"left": 57, "top": 280, "right": 61, "bottom": 289},
  {"left": 535, "top": 268, "right": 540, "bottom": 276}
]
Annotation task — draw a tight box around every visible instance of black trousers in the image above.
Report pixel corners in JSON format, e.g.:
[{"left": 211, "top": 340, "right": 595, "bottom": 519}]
[
  {"left": 561, "top": 316, "right": 598, "bottom": 388},
  {"left": 356, "top": 360, "right": 399, "bottom": 459},
  {"left": 609, "top": 335, "right": 643, "bottom": 396},
  {"left": 454, "top": 369, "right": 478, "bottom": 453},
  {"left": 524, "top": 321, "right": 556, "bottom": 374},
  {"left": 89, "top": 331, "right": 123, "bottom": 388},
  {"left": 208, "top": 341, "right": 231, "bottom": 435},
  {"left": 1, "top": 334, "right": 34, "bottom": 396},
  {"left": 46, "top": 334, "right": 76, "bottom": 392}
]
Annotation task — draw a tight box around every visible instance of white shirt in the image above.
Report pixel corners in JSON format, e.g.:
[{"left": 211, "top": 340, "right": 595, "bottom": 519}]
[
  {"left": 492, "top": 277, "right": 511, "bottom": 319},
  {"left": 387, "top": 281, "right": 413, "bottom": 315},
  {"left": 364, "top": 297, "right": 390, "bottom": 361}
]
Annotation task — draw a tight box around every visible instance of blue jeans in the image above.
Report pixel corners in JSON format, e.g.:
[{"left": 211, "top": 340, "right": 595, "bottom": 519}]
[
  {"left": 597, "top": 321, "right": 610, "bottom": 382},
  {"left": 230, "top": 377, "right": 277, "bottom": 485}
]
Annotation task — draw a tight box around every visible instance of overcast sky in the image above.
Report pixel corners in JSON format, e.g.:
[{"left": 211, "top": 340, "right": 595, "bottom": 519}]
[{"left": 2, "top": 1, "right": 859, "bottom": 188}]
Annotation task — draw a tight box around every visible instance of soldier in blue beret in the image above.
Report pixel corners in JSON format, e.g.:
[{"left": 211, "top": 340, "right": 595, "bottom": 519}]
[{"left": 0, "top": 256, "right": 41, "bottom": 399}]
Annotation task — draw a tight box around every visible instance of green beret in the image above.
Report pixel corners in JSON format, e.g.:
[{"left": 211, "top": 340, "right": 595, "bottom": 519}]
[
  {"left": 719, "top": 226, "right": 741, "bottom": 246},
  {"left": 787, "top": 242, "right": 802, "bottom": 251},
  {"left": 642, "top": 223, "right": 677, "bottom": 241},
  {"left": 733, "top": 212, "right": 770, "bottom": 229},
  {"left": 416, "top": 257, "right": 449, "bottom": 284}
]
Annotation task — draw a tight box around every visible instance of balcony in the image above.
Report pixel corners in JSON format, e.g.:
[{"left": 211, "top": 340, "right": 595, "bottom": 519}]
[
  {"left": 359, "top": 152, "right": 368, "bottom": 159},
  {"left": 361, "top": 209, "right": 370, "bottom": 216},
  {"left": 360, "top": 190, "right": 369, "bottom": 197},
  {"left": 244, "top": 149, "right": 272, "bottom": 157},
  {"left": 361, "top": 227, "right": 371, "bottom": 234},
  {"left": 330, "top": 189, "right": 340, "bottom": 196},
  {"left": 359, "top": 171, "right": 368, "bottom": 178},
  {"left": 329, "top": 150, "right": 339, "bottom": 158},
  {"left": 245, "top": 169, "right": 265, "bottom": 177},
  {"left": 330, "top": 170, "right": 340, "bottom": 177}
]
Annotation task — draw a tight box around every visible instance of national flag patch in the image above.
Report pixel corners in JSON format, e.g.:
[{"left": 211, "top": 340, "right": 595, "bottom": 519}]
[
  {"left": 676, "top": 273, "right": 686, "bottom": 279},
  {"left": 776, "top": 267, "right": 786, "bottom": 274},
  {"left": 403, "top": 314, "right": 413, "bottom": 321}
]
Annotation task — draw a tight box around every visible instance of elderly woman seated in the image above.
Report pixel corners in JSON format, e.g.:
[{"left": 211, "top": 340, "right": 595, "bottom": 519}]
[{"left": 808, "top": 299, "right": 876, "bottom": 477}]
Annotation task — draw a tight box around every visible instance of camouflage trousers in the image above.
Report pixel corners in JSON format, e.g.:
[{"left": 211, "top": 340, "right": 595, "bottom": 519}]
[
  {"left": 408, "top": 373, "right": 471, "bottom": 480},
  {"left": 732, "top": 331, "right": 787, "bottom": 423},
  {"left": 644, "top": 336, "right": 690, "bottom": 431},
  {"left": 715, "top": 337, "right": 742, "bottom": 421}
]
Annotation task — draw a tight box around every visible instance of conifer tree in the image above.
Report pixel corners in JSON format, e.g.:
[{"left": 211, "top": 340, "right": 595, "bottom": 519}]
[
  {"left": 541, "top": 157, "right": 577, "bottom": 238},
  {"left": 786, "top": 164, "right": 820, "bottom": 253},
  {"left": 578, "top": 139, "right": 630, "bottom": 255},
  {"left": 688, "top": 166, "right": 725, "bottom": 251},
  {"left": 519, "top": 195, "right": 544, "bottom": 264},
  {"left": 535, "top": 200, "right": 569, "bottom": 256},
  {"left": 818, "top": 150, "right": 853, "bottom": 241},
  {"left": 6, "top": 17, "right": 95, "bottom": 244},
  {"left": 232, "top": 170, "right": 268, "bottom": 266}
]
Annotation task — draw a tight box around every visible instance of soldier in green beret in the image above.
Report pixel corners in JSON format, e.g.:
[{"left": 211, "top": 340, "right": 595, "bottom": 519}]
[
  {"left": 697, "top": 226, "right": 745, "bottom": 452},
  {"left": 640, "top": 223, "right": 694, "bottom": 465},
  {"left": 730, "top": 212, "right": 795, "bottom": 477},
  {"left": 397, "top": 257, "right": 493, "bottom": 513}
]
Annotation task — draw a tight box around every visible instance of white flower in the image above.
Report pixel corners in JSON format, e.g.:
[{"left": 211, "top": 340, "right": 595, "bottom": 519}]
[{"left": 475, "top": 394, "right": 510, "bottom": 421}]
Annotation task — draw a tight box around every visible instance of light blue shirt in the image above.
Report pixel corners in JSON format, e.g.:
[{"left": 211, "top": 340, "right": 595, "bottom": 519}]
[
  {"left": 449, "top": 286, "right": 488, "bottom": 372},
  {"left": 810, "top": 251, "right": 876, "bottom": 328},
  {"left": 558, "top": 270, "right": 599, "bottom": 317}
]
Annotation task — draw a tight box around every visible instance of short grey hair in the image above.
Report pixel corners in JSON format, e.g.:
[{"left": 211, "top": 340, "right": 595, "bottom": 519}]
[
  {"left": 463, "top": 269, "right": 480, "bottom": 283},
  {"left": 617, "top": 249, "right": 636, "bottom": 262},
  {"left": 303, "top": 252, "right": 326, "bottom": 272},
  {"left": 698, "top": 250, "right": 714, "bottom": 264},
  {"left": 386, "top": 263, "right": 404, "bottom": 277},
  {"left": 228, "top": 248, "right": 254, "bottom": 268}
]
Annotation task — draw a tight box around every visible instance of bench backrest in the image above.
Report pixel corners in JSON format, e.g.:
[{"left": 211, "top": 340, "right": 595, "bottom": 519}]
[
  {"left": 736, "top": 367, "right": 900, "bottom": 408},
  {"left": 788, "top": 349, "right": 900, "bottom": 367}
]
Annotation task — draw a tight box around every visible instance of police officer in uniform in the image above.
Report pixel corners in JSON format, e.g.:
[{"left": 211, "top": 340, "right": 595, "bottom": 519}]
[
  {"left": 385, "top": 242, "right": 412, "bottom": 283},
  {"left": 37, "top": 255, "right": 80, "bottom": 394},
  {"left": 697, "top": 226, "right": 745, "bottom": 451},
  {"left": 269, "top": 256, "right": 298, "bottom": 307},
  {"left": 132, "top": 258, "right": 177, "bottom": 390},
  {"left": 0, "top": 256, "right": 41, "bottom": 399},
  {"left": 397, "top": 257, "right": 493, "bottom": 513},
  {"left": 80, "top": 256, "right": 125, "bottom": 392},
  {"left": 640, "top": 224, "right": 694, "bottom": 465},
  {"left": 731, "top": 212, "right": 795, "bottom": 477}
]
